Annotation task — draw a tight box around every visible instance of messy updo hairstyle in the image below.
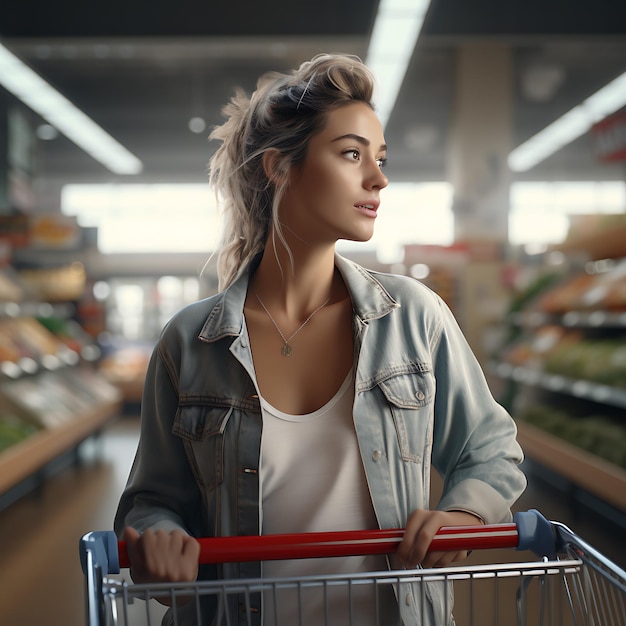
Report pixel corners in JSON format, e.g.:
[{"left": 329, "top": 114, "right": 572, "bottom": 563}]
[{"left": 208, "top": 53, "right": 376, "bottom": 290}]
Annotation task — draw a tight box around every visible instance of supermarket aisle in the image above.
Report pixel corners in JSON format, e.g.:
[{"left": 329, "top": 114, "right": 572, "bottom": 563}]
[
  {"left": 0, "top": 417, "right": 140, "bottom": 626},
  {"left": 1, "top": 416, "right": 625, "bottom": 626}
]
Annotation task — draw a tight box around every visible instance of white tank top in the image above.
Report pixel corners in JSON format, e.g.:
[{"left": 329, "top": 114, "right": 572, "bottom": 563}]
[{"left": 259, "top": 370, "right": 399, "bottom": 625}]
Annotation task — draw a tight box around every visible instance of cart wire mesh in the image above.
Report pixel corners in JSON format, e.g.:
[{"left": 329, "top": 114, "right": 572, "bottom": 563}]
[{"left": 80, "top": 510, "right": 626, "bottom": 626}]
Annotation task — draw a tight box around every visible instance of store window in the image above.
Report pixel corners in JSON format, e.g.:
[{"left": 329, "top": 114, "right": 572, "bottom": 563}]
[
  {"left": 62, "top": 181, "right": 455, "bottom": 261},
  {"left": 61, "top": 183, "right": 220, "bottom": 254},
  {"left": 100, "top": 276, "right": 200, "bottom": 342},
  {"left": 508, "top": 181, "right": 626, "bottom": 251}
]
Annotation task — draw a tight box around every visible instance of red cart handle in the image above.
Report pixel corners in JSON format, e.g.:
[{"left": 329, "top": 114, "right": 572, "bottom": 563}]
[
  {"left": 117, "top": 522, "right": 519, "bottom": 569},
  {"left": 79, "top": 511, "right": 555, "bottom": 576}
]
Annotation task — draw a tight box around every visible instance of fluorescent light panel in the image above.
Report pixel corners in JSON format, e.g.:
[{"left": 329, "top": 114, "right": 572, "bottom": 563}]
[
  {"left": 366, "top": 0, "right": 432, "bottom": 129},
  {"left": 367, "top": 0, "right": 626, "bottom": 174},
  {"left": 0, "top": 43, "right": 143, "bottom": 175},
  {"left": 509, "top": 71, "right": 626, "bottom": 172}
]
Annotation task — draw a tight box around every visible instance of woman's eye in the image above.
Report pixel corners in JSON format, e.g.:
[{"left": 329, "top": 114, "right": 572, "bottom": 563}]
[
  {"left": 377, "top": 157, "right": 388, "bottom": 168},
  {"left": 344, "top": 149, "right": 360, "bottom": 161}
]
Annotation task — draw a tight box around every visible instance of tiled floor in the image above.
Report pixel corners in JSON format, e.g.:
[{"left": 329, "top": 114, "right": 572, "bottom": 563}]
[{"left": 1, "top": 416, "right": 624, "bottom": 625}]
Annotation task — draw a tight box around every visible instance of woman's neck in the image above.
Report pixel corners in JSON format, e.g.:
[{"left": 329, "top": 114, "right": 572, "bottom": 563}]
[{"left": 250, "top": 243, "right": 342, "bottom": 319}]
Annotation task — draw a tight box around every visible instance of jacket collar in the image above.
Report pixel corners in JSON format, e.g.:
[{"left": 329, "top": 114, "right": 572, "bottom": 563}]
[
  {"left": 334, "top": 254, "right": 399, "bottom": 321},
  {"left": 198, "top": 252, "right": 399, "bottom": 342}
]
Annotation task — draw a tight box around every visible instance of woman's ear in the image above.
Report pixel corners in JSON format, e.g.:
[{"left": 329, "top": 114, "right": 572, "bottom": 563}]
[{"left": 262, "top": 149, "right": 286, "bottom": 186}]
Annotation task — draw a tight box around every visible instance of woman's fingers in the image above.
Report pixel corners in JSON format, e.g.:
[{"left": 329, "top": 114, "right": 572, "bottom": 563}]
[
  {"left": 421, "top": 549, "right": 468, "bottom": 569},
  {"left": 123, "top": 526, "right": 145, "bottom": 575},
  {"left": 180, "top": 533, "right": 202, "bottom": 580},
  {"left": 398, "top": 510, "right": 480, "bottom": 569},
  {"left": 123, "top": 527, "right": 199, "bottom": 584},
  {"left": 397, "top": 509, "right": 435, "bottom": 567}
]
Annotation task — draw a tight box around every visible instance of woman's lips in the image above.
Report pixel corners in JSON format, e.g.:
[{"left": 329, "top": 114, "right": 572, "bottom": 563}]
[{"left": 355, "top": 202, "right": 379, "bottom": 218}]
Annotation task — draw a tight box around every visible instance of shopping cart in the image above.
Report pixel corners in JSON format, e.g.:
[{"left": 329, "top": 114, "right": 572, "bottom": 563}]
[{"left": 79, "top": 509, "right": 626, "bottom": 626}]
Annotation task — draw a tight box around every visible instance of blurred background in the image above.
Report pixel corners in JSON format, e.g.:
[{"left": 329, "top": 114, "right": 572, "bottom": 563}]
[{"left": 0, "top": 1, "right": 625, "bottom": 623}]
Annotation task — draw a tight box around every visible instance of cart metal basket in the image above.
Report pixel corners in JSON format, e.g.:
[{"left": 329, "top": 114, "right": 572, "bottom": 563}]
[{"left": 79, "top": 509, "right": 626, "bottom": 625}]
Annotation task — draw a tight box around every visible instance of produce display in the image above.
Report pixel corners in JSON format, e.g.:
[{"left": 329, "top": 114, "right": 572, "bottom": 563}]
[
  {"left": 533, "top": 272, "right": 597, "bottom": 314},
  {"left": 37, "top": 315, "right": 99, "bottom": 359},
  {"left": 501, "top": 325, "right": 581, "bottom": 368},
  {"left": 519, "top": 405, "right": 626, "bottom": 469},
  {"left": 0, "top": 270, "right": 28, "bottom": 302},
  {"left": 0, "top": 237, "right": 122, "bottom": 501},
  {"left": 544, "top": 338, "right": 626, "bottom": 387},
  {"left": 508, "top": 270, "right": 563, "bottom": 314},
  {"left": 17, "top": 263, "right": 86, "bottom": 302},
  {"left": 0, "top": 368, "right": 120, "bottom": 429},
  {"left": 0, "top": 317, "right": 74, "bottom": 370},
  {"left": 499, "top": 259, "right": 626, "bottom": 474},
  {"left": 528, "top": 261, "right": 626, "bottom": 314},
  {"left": 502, "top": 328, "right": 626, "bottom": 388},
  {"left": 0, "top": 415, "right": 39, "bottom": 454},
  {"left": 99, "top": 346, "right": 150, "bottom": 386}
]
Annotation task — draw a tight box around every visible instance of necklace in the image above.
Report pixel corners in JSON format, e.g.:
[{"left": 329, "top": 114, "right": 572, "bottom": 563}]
[{"left": 255, "top": 292, "right": 331, "bottom": 356}]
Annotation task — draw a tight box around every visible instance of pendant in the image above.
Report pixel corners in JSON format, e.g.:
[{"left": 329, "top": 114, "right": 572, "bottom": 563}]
[{"left": 282, "top": 343, "right": 293, "bottom": 357}]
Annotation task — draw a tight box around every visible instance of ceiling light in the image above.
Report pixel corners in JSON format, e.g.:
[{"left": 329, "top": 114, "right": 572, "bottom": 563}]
[
  {"left": 509, "top": 71, "right": 626, "bottom": 172},
  {"left": 36, "top": 123, "right": 58, "bottom": 140},
  {"left": 521, "top": 64, "right": 565, "bottom": 103},
  {"left": 365, "top": 0, "right": 432, "bottom": 129},
  {"left": 188, "top": 116, "right": 206, "bottom": 134},
  {"left": 0, "top": 43, "right": 143, "bottom": 175}
]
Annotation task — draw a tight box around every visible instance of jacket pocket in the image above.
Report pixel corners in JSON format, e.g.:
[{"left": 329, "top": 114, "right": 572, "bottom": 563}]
[
  {"left": 173, "top": 404, "right": 233, "bottom": 490},
  {"left": 376, "top": 365, "right": 434, "bottom": 463}
]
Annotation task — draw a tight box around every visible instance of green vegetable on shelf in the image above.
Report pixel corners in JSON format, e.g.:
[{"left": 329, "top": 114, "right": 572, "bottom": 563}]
[
  {"left": 508, "top": 272, "right": 563, "bottom": 314},
  {"left": 518, "top": 405, "right": 626, "bottom": 469},
  {"left": 0, "top": 417, "right": 40, "bottom": 453}
]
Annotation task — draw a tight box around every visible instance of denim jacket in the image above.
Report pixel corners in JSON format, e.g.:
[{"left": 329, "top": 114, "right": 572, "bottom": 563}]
[{"left": 115, "top": 254, "right": 526, "bottom": 626}]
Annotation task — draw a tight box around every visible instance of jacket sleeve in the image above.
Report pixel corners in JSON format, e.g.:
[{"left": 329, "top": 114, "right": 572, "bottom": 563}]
[
  {"left": 430, "top": 295, "right": 526, "bottom": 524},
  {"left": 114, "top": 339, "right": 202, "bottom": 538}
]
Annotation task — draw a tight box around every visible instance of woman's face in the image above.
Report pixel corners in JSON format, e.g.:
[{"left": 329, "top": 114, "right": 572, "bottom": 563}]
[{"left": 279, "top": 101, "right": 388, "bottom": 247}]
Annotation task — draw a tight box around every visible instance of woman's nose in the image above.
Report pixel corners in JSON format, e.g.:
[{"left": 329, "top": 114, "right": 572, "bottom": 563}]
[{"left": 365, "top": 164, "right": 388, "bottom": 190}]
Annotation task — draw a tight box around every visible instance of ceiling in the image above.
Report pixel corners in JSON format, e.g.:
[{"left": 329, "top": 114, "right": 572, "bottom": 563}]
[{"left": 2, "top": 0, "right": 626, "bottom": 189}]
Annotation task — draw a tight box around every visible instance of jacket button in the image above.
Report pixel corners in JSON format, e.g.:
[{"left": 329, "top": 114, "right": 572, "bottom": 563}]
[
  {"left": 405, "top": 592, "right": 413, "bottom": 606},
  {"left": 372, "top": 449, "right": 382, "bottom": 461},
  {"left": 415, "top": 390, "right": 425, "bottom": 401}
]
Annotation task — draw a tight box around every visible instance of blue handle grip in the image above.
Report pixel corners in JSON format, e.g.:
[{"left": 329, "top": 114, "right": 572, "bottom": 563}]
[
  {"left": 79, "top": 530, "right": 120, "bottom": 575},
  {"left": 514, "top": 509, "right": 557, "bottom": 560}
]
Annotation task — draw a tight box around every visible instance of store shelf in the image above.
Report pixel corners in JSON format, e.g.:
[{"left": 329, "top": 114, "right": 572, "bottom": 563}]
[
  {"left": 499, "top": 224, "right": 626, "bottom": 517},
  {"left": 0, "top": 259, "right": 123, "bottom": 503},
  {"left": 0, "top": 395, "right": 122, "bottom": 496},
  {"left": 516, "top": 420, "right": 626, "bottom": 512},
  {"left": 492, "top": 361, "right": 626, "bottom": 409},
  {"left": 552, "top": 221, "right": 626, "bottom": 261},
  {"left": 510, "top": 310, "right": 626, "bottom": 329},
  {"left": 0, "top": 301, "right": 75, "bottom": 319}
]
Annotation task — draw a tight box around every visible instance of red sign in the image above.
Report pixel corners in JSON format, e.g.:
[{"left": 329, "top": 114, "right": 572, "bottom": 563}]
[{"left": 592, "top": 113, "right": 626, "bottom": 162}]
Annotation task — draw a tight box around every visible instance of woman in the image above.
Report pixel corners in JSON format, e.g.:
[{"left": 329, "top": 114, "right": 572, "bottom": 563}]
[{"left": 115, "top": 53, "right": 526, "bottom": 625}]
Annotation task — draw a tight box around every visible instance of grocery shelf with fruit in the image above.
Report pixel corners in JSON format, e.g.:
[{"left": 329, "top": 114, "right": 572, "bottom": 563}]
[
  {"left": 492, "top": 217, "right": 626, "bottom": 518},
  {"left": 0, "top": 377, "right": 121, "bottom": 505},
  {"left": 0, "top": 266, "right": 122, "bottom": 510}
]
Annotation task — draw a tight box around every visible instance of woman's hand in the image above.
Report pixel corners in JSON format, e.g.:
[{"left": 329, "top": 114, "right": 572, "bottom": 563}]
[
  {"left": 397, "top": 510, "right": 483, "bottom": 569},
  {"left": 123, "top": 527, "right": 200, "bottom": 605}
]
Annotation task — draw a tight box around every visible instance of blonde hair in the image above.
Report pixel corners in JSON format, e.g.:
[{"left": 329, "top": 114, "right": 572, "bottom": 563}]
[{"left": 208, "top": 53, "right": 376, "bottom": 290}]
